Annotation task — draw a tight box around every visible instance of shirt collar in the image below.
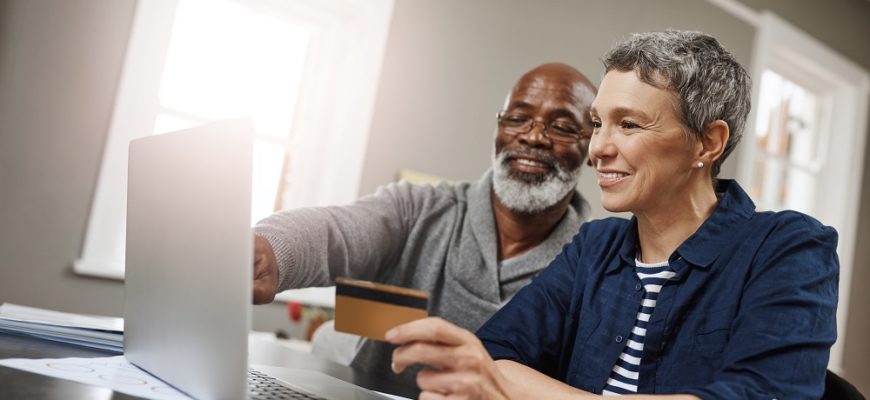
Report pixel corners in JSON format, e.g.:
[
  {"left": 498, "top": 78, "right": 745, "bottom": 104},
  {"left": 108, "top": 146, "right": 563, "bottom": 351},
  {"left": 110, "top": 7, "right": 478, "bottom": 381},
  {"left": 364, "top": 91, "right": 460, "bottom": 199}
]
[{"left": 610, "top": 179, "right": 755, "bottom": 272}]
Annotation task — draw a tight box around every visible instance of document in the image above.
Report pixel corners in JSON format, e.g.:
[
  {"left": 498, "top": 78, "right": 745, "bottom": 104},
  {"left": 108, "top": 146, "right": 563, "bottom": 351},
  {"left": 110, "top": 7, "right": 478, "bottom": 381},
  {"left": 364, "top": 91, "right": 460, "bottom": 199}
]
[
  {"left": 0, "top": 355, "right": 411, "bottom": 400},
  {"left": 0, "top": 355, "right": 188, "bottom": 400},
  {"left": 0, "top": 303, "right": 123, "bottom": 353}
]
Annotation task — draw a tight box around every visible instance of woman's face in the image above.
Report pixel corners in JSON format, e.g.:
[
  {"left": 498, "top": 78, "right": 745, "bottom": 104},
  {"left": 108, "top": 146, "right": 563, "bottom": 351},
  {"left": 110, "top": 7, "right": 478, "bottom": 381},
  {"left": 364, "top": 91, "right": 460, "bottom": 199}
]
[{"left": 589, "top": 70, "right": 700, "bottom": 214}]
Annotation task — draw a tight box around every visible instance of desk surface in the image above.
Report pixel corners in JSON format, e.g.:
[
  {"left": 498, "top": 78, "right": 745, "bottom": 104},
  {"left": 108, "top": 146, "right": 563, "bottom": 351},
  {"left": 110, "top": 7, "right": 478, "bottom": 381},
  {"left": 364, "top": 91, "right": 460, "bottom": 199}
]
[{"left": 0, "top": 332, "right": 417, "bottom": 399}]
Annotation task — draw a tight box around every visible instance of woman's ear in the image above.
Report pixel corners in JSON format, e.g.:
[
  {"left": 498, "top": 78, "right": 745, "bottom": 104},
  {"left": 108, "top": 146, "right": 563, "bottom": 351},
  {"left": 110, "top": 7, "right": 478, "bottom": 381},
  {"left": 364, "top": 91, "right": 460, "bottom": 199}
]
[{"left": 698, "top": 120, "right": 730, "bottom": 164}]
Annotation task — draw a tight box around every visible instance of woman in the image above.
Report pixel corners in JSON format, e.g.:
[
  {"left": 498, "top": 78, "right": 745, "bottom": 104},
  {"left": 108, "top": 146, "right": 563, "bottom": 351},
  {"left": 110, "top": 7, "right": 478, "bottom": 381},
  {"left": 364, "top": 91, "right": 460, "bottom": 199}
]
[{"left": 385, "top": 30, "right": 838, "bottom": 399}]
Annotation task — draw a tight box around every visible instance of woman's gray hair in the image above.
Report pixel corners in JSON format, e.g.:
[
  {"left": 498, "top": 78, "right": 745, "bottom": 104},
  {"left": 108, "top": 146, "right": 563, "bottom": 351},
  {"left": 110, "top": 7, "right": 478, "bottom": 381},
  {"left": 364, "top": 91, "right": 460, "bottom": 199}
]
[{"left": 603, "top": 30, "right": 751, "bottom": 178}]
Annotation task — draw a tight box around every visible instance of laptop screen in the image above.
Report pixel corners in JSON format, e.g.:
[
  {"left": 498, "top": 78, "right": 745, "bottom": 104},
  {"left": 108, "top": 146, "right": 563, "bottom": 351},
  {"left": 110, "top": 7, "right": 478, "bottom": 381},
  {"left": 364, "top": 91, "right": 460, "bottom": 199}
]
[{"left": 125, "top": 120, "right": 254, "bottom": 399}]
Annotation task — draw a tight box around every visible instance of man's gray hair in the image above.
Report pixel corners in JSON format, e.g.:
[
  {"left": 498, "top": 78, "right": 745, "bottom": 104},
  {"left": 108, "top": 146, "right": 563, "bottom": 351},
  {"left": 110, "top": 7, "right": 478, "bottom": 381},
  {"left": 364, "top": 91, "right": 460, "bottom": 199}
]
[{"left": 602, "top": 30, "right": 751, "bottom": 178}]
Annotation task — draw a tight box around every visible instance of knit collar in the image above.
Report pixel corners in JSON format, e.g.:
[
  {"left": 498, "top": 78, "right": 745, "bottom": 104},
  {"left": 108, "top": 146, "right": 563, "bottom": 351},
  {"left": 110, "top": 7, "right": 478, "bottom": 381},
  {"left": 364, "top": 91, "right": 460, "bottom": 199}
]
[{"left": 469, "top": 169, "right": 591, "bottom": 283}]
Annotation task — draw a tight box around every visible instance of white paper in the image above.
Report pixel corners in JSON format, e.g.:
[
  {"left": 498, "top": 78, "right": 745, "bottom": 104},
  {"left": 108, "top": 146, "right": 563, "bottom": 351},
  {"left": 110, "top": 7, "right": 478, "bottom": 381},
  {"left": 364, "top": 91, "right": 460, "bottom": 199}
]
[
  {"left": 0, "top": 303, "right": 124, "bottom": 352},
  {"left": 0, "top": 355, "right": 189, "bottom": 400},
  {"left": 0, "top": 303, "right": 123, "bottom": 332},
  {"left": 0, "top": 348, "right": 411, "bottom": 400},
  {"left": 375, "top": 391, "right": 412, "bottom": 400}
]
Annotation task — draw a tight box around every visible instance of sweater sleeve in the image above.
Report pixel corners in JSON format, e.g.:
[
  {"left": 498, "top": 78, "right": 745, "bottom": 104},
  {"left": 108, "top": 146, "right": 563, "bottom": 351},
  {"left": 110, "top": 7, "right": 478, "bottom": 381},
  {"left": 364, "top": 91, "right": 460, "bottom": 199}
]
[{"left": 253, "top": 181, "right": 439, "bottom": 291}]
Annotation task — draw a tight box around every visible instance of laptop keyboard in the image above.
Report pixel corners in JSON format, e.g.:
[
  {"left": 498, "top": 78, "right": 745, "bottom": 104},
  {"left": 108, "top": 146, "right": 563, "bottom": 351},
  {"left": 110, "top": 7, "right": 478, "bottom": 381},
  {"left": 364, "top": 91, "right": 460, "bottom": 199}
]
[{"left": 248, "top": 369, "right": 327, "bottom": 400}]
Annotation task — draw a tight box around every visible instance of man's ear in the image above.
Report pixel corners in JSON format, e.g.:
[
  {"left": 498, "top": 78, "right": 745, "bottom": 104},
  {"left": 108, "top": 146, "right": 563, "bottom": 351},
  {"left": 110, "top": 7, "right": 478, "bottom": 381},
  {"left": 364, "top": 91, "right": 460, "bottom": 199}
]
[{"left": 698, "top": 120, "right": 730, "bottom": 165}]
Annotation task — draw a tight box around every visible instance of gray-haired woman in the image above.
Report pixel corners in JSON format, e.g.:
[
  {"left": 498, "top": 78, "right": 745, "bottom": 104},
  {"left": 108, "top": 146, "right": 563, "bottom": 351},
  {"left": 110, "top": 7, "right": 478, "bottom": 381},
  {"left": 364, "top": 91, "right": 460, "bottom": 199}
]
[{"left": 386, "top": 30, "right": 838, "bottom": 400}]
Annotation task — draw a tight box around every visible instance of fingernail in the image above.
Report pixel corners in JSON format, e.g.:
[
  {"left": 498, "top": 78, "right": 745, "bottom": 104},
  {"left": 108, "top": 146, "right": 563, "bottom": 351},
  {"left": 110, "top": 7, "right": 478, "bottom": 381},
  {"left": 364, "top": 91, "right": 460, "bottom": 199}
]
[
  {"left": 385, "top": 328, "right": 397, "bottom": 341},
  {"left": 391, "top": 362, "right": 398, "bottom": 373}
]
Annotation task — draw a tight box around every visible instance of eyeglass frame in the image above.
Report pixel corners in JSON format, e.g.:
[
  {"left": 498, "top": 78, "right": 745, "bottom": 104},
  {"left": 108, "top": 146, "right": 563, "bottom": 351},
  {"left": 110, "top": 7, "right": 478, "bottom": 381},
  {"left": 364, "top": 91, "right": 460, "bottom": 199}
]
[{"left": 496, "top": 111, "right": 592, "bottom": 144}]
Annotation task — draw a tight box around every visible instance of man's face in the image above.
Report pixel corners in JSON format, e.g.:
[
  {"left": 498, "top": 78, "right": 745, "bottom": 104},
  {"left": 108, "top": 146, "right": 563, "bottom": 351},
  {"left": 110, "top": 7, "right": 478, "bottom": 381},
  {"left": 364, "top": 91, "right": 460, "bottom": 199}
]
[
  {"left": 492, "top": 71, "right": 593, "bottom": 213},
  {"left": 494, "top": 73, "right": 592, "bottom": 183}
]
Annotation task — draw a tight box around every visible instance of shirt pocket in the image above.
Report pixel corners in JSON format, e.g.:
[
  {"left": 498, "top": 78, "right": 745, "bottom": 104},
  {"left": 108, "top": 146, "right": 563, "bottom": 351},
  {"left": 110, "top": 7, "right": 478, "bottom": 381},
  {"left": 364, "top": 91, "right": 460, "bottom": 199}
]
[
  {"left": 692, "top": 308, "right": 733, "bottom": 358},
  {"left": 568, "top": 311, "right": 604, "bottom": 388}
]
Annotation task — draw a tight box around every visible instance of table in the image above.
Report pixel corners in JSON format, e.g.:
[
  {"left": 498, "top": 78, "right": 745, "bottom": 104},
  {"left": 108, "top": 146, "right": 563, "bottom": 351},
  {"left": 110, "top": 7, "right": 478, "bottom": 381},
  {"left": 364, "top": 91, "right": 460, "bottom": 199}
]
[{"left": 0, "top": 331, "right": 418, "bottom": 399}]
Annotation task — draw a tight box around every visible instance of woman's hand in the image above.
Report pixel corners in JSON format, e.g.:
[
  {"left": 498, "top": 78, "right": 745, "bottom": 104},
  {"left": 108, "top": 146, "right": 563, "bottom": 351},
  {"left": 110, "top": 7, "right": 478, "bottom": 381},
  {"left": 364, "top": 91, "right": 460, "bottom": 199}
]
[{"left": 387, "top": 317, "right": 512, "bottom": 400}]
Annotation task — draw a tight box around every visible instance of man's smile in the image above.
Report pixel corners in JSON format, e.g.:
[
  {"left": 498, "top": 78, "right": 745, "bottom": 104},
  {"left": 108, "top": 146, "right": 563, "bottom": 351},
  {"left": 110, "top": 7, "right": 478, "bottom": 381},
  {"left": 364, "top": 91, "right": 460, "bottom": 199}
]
[{"left": 509, "top": 155, "right": 552, "bottom": 174}]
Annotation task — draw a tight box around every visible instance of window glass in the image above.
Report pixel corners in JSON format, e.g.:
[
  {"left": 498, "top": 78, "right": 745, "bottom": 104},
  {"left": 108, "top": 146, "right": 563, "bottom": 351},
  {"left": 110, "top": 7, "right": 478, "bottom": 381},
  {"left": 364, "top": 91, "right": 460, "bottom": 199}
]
[
  {"left": 154, "top": 0, "right": 309, "bottom": 224},
  {"left": 750, "top": 70, "right": 821, "bottom": 213}
]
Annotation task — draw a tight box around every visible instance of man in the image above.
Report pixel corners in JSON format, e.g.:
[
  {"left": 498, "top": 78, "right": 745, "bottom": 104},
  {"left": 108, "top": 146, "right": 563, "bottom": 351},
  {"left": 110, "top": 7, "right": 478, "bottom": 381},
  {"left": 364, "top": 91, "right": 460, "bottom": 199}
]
[{"left": 252, "top": 63, "right": 597, "bottom": 380}]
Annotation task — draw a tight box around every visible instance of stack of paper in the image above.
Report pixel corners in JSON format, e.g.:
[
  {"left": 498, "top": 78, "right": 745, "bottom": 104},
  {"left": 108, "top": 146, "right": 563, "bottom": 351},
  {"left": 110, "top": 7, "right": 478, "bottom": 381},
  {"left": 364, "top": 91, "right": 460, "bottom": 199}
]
[{"left": 0, "top": 303, "right": 123, "bottom": 353}]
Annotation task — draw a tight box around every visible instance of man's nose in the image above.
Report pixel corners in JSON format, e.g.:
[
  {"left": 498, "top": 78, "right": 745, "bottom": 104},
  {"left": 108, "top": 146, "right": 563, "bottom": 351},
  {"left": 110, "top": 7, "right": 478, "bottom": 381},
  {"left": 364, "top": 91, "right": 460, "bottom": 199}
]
[{"left": 519, "top": 121, "right": 551, "bottom": 146}]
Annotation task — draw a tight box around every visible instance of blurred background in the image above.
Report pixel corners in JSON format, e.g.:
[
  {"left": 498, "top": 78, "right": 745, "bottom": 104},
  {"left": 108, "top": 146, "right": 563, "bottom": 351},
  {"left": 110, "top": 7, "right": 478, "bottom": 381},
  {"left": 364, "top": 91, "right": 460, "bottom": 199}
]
[{"left": 0, "top": 0, "right": 868, "bottom": 392}]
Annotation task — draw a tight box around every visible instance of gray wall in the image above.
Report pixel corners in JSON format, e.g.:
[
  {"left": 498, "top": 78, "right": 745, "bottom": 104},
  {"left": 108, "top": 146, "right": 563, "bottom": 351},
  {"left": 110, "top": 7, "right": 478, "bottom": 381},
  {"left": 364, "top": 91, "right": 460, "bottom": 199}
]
[
  {"left": 358, "top": 0, "right": 755, "bottom": 216},
  {"left": 0, "top": 0, "right": 867, "bottom": 392},
  {"left": 0, "top": 0, "right": 134, "bottom": 316}
]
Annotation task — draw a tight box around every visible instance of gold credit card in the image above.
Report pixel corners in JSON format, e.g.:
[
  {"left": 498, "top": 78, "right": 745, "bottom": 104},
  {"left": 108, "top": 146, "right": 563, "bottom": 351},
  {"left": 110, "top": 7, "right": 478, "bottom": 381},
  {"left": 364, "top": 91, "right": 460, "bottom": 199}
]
[{"left": 334, "top": 277, "right": 429, "bottom": 341}]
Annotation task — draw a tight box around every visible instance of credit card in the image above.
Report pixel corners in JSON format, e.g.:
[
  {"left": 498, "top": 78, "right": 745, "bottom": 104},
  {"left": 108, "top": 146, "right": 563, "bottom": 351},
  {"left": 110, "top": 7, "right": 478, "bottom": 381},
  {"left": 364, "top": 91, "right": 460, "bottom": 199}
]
[{"left": 334, "top": 277, "right": 429, "bottom": 341}]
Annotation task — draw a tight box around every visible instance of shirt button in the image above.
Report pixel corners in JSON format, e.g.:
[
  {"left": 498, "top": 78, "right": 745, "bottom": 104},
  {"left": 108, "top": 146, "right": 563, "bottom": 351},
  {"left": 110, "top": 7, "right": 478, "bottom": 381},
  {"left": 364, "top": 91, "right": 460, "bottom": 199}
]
[
  {"left": 615, "top": 335, "right": 623, "bottom": 343},
  {"left": 634, "top": 283, "right": 642, "bottom": 291}
]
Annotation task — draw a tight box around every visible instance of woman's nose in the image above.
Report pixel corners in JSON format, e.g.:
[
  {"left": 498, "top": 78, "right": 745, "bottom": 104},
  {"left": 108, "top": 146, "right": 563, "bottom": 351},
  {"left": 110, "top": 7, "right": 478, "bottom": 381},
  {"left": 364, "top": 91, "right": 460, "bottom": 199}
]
[{"left": 589, "top": 126, "right": 615, "bottom": 164}]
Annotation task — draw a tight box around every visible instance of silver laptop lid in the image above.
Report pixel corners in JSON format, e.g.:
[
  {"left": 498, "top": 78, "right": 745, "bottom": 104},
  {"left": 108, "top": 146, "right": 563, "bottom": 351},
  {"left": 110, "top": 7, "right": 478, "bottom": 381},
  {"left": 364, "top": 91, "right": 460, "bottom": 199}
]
[{"left": 125, "top": 120, "right": 253, "bottom": 399}]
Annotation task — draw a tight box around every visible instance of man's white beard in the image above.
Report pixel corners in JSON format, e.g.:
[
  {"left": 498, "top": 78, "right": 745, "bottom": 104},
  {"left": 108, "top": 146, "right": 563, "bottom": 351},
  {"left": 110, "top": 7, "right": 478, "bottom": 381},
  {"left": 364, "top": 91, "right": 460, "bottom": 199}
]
[{"left": 492, "top": 148, "right": 582, "bottom": 214}]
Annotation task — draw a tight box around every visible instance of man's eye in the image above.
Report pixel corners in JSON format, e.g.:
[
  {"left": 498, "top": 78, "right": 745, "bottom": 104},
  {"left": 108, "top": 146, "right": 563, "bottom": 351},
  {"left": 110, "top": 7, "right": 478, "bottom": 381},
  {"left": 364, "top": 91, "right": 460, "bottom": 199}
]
[
  {"left": 551, "top": 122, "right": 580, "bottom": 135},
  {"left": 504, "top": 116, "right": 529, "bottom": 125},
  {"left": 590, "top": 120, "right": 602, "bottom": 129}
]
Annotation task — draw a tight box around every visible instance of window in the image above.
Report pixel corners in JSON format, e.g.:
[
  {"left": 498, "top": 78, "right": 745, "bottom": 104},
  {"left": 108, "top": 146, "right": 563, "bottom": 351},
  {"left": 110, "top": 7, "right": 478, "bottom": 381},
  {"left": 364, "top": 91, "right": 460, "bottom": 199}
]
[
  {"left": 749, "top": 70, "right": 824, "bottom": 212},
  {"left": 74, "top": 0, "right": 394, "bottom": 284},
  {"left": 739, "top": 11, "right": 870, "bottom": 373},
  {"left": 155, "top": 0, "right": 310, "bottom": 224}
]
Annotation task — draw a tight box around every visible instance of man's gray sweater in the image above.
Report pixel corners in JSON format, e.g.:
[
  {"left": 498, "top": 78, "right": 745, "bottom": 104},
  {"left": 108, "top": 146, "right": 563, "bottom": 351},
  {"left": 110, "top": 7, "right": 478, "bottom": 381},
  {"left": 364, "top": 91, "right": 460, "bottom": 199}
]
[{"left": 254, "top": 169, "right": 590, "bottom": 381}]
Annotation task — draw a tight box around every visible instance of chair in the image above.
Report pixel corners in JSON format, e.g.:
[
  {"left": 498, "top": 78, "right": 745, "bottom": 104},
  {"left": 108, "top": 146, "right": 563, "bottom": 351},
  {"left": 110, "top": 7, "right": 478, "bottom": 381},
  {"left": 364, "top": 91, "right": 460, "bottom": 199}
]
[{"left": 823, "top": 369, "right": 865, "bottom": 400}]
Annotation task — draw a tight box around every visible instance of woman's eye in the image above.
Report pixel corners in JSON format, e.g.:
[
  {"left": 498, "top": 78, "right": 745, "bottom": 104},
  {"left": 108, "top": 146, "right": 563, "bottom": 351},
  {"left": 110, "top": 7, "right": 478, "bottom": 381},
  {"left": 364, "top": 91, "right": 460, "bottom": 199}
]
[
  {"left": 591, "top": 121, "right": 602, "bottom": 129},
  {"left": 621, "top": 120, "right": 640, "bottom": 129}
]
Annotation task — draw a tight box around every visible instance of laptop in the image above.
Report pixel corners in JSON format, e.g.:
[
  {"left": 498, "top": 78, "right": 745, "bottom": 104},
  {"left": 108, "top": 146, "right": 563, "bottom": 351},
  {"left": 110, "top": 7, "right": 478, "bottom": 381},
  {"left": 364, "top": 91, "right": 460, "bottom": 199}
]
[{"left": 124, "top": 119, "right": 391, "bottom": 400}]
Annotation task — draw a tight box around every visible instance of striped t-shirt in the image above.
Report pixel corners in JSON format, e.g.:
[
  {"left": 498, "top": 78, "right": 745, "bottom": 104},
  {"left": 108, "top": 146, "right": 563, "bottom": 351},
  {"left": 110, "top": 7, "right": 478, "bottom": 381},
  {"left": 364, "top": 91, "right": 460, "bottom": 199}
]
[{"left": 602, "top": 258, "right": 675, "bottom": 395}]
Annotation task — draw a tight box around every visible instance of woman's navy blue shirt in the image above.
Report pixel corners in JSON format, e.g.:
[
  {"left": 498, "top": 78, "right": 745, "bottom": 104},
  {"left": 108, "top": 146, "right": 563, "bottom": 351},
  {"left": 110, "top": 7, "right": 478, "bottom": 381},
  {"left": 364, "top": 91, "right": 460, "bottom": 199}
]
[{"left": 477, "top": 180, "right": 839, "bottom": 399}]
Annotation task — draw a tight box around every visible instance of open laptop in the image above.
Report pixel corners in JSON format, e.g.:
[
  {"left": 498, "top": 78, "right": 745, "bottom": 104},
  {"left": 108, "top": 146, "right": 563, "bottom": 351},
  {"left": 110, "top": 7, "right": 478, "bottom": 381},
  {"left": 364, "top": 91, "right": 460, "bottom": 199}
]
[{"left": 124, "top": 120, "right": 391, "bottom": 400}]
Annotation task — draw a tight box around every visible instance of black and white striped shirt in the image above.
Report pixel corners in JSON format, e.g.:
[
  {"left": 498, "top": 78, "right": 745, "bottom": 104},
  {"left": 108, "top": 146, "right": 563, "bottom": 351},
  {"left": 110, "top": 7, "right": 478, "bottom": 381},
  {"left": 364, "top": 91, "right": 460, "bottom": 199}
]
[{"left": 602, "top": 258, "right": 675, "bottom": 395}]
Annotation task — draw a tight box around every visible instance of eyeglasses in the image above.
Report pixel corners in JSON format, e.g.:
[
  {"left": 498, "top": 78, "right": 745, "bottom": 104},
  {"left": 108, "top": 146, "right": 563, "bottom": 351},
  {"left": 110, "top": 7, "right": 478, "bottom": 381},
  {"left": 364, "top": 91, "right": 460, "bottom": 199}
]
[{"left": 497, "top": 112, "right": 591, "bottom": 144}]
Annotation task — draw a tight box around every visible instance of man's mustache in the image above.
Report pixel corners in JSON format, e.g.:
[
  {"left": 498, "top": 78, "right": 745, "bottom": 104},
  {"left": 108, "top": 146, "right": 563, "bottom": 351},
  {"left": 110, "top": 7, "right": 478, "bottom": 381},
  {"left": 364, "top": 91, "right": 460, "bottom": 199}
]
[{"left": 499, "top": 148, "right": 559, "bottom": 171}]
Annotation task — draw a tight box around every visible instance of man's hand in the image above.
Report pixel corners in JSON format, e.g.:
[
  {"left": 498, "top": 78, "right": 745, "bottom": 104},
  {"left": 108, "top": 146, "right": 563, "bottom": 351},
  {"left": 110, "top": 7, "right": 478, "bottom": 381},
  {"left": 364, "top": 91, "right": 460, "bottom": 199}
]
[
  {"left": 388, "top": 317, "right": 512, "bottom": 400},
  {"left": 253, "top": 235, "right": 279, "bottom": 304}
]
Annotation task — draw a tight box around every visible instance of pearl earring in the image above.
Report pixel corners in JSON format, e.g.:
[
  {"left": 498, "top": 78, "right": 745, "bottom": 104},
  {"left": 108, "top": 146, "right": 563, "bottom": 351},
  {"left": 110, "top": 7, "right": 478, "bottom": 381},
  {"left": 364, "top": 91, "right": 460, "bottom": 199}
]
[{"left": 696, "top": 161, "right": 704, "bottom": 168}]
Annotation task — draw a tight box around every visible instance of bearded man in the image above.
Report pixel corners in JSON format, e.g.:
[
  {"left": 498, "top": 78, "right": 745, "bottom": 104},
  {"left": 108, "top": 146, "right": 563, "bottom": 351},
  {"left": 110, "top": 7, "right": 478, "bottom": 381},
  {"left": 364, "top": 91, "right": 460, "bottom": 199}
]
[{"left": 251, "top": 63, "right": 597, "bottom": 382}]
